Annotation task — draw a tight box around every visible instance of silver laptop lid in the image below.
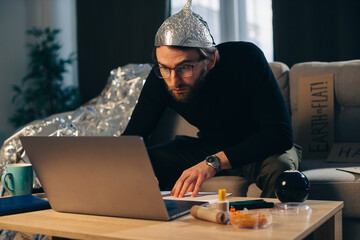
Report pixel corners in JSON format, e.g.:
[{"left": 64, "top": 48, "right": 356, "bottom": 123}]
[{"left": 20, "top": 136, "right": 170, "bottom": 220}]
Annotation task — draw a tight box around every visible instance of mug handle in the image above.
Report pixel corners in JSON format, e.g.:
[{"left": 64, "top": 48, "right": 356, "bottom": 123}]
[{"left": 1, "top": 172, "right": 15, "bottom": 195}]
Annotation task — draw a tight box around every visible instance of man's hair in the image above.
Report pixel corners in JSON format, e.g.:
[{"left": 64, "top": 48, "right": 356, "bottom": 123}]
[{"left": 152, "top": 46, "right": 219, "bottom": 64}]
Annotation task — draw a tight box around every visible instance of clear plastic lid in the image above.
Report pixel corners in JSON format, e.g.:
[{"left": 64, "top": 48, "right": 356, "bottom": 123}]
[{"left": 272, "top": 202, "right": 312, "bottom": 216}]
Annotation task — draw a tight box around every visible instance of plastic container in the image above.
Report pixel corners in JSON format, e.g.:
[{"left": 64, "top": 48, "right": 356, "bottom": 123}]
[{"left": 229, "top": 208, "right": 272, "bottom": 229}]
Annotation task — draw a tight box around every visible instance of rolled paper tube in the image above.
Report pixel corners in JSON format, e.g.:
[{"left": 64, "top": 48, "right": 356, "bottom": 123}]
[{"left": 191, "top": 205, "right": 229, "bottom": 224}]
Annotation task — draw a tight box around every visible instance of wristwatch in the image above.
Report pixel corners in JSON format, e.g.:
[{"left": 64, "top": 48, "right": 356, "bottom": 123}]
[{"left": 205, "top": 155, "right": 221, "bottom": 173}]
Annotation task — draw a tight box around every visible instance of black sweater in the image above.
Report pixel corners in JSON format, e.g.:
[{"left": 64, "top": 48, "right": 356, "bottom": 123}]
[{"left": 123, "top": 41, "right": 293, "bottom": 169}]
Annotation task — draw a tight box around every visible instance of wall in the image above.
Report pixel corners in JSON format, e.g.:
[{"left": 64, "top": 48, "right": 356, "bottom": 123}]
[
  {"left": 0, "top": 0, "right": 77, "bottom": 144},
  {"left": 273, "top": 0, "right": 360, "bottom": 67},
  {"left": 76, "top": 0, "right": 168, "bottom": 103},
  {"left": 0, "top": 0, "right": 27, "bottom": 143}
]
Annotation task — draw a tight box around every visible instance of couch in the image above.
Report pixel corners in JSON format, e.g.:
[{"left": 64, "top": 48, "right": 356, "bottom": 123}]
[{"left": 147, "top": 60, "right": 360, "bottom": 240}]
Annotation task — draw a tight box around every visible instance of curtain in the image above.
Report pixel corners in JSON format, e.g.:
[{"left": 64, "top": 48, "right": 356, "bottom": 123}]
[
  {"left": 76, "top": 0, "right": 170, "bottom": 103},
  {"left": 220, "top": 0, "right": 274, "bottom": 61},
  {"left": 171, "top": 0, "right": 273, "bottom": 61},
  {"left": 273, "top": 0, "right": 360, "bottom": 67}
]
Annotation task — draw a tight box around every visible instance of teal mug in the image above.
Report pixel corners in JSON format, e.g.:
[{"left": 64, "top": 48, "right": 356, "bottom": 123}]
[{"left": 1, "top": 163, "right": 33, "bottom": 196}]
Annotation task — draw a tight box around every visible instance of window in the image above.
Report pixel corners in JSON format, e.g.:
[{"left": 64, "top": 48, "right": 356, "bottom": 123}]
[
  {"left": 171, "top": 0, "right": 273, "bottom": 61},
  {"left": 171, "top": 0, "right": 220, "bottom": 44}
]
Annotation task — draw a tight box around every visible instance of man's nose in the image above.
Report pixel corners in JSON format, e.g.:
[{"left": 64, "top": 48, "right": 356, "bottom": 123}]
[{"left": 169, "top": 70, "right": 181, "bottom": 87}]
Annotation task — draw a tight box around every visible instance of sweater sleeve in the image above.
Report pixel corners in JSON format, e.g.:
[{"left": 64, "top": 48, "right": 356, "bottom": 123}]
[
  {"left": 223, "top": 44, "right": 293, "bottom": 169},
  {"left": 122, "top": 69, "right": 167, "bottom": 139}
]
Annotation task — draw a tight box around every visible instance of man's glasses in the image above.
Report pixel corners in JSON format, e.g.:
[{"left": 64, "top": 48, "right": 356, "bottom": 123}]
[{"left": 154, "top": 59, "right": 203, "bottom": 79}]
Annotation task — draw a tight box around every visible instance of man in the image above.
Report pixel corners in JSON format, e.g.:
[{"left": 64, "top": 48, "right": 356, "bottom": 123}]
[{"left": 123, "top": 0, "right": 300, "bottom": 198}]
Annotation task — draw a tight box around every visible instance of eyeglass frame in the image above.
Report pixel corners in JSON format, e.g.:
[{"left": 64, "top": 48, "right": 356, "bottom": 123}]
[{"left": 153, "top": 58, "right": 204, "bottom": 79}]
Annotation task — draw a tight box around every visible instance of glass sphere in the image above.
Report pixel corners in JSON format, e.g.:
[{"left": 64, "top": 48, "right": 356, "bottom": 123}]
[{"left": 274, "top": 170, "right": 310, "bottom": 203}]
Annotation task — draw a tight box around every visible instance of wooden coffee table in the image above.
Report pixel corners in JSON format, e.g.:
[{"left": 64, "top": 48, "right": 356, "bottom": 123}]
[{"left": 0, "top": 197, "right": 343, "bottom": 240}]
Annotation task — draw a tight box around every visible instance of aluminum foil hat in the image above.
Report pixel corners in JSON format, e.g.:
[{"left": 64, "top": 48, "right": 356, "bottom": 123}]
[{"left": 155, "top": 0, "right": 215, "bottom": 48}]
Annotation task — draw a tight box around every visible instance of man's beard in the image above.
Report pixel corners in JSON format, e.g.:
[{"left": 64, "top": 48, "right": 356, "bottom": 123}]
[{"left": 167, "top": 67, "right": 209, "bottom": 103}]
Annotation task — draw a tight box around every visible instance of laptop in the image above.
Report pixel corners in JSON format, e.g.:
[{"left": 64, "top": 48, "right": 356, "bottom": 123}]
[{"left": 20, "top": 136, "right": 207, "bottom": 221}]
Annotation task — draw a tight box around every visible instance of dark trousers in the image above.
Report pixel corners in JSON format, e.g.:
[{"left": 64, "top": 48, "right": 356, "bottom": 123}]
[{"left": 147, "top": 136, "right": 300, "bottom": 198}]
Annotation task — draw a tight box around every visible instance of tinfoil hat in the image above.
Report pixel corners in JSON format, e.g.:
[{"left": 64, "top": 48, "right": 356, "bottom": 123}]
[{"left": 154, "top": 0, "right": 215, "bottom": 48}]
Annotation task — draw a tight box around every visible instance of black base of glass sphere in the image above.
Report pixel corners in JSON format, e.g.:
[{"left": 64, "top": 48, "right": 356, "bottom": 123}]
[{"left": 275, "top": 170, "right": 310, "bottom": 203}]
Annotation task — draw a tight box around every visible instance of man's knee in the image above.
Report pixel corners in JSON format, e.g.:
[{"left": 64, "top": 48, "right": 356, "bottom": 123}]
[
  {"left": 256, "top": 146, "right": 300, "bottom": 197},
  {"left": 263, "top": 146, "right": 300, "bottom": 173}
]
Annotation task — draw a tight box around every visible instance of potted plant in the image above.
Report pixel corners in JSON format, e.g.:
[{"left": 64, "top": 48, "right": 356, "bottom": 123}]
[{"left": 9, "top": 27, "right": 80, "bottom": 128}]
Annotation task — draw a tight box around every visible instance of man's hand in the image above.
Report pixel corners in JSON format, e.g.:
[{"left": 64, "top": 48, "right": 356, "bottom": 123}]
[
  {"left": 170, "top": 160, "right": 216, "bottom": 198},
  {"left": 170, "top": 151, "right": 232, "bottom": 198}
]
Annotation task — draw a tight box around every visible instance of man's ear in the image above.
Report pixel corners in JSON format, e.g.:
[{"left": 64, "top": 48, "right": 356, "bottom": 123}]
[{"left": 207, "top": 52, "right": 217, "bottom": 70}]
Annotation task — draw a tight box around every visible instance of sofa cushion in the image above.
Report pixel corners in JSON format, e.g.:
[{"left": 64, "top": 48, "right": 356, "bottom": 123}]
[
  {"left": 303, "top": 168, "right": 360, "bottom": 218},
  {"left": 289, "top": 60, "right": 360, "bottom": 145},
  {"left": 269, "top": 62, "right": 290, "bottom": 113},
  {"left": 246, "top": 183, "right": 262, "bottom": 197},
  {"left": 304, "top": 168, "right": 360, "bottom": 182},
  {"left": 199, "top": 176, "right": 249, "bottom": 197}
]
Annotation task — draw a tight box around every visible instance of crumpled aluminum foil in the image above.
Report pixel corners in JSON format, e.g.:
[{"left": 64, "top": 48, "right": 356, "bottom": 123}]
[
  {"left": 155, "top": 0, "right": 215, "bottom": 48},
  {"left": 0, "top": 63, "right": 152, "bottom": 190}
]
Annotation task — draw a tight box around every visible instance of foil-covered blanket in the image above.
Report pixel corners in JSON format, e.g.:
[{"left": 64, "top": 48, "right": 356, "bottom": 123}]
[{"left": 0, "top": 63, "right": 152, "bottom": 191}]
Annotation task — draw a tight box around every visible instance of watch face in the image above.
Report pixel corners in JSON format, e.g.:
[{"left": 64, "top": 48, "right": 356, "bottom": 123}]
[
  {"left": 206, "top": 155, "right": 221, "bottom": 172},
  {"left": 208, "top": 156, "right": 216, "bottom": 163}
]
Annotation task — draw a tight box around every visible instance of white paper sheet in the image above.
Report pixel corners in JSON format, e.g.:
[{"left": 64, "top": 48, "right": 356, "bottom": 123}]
[
  {"left": 161, "top": 191, "right": 232, "bottom": 204},
  {"left": 336, "top": 167, "right": 360, "bottom": 174}
]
